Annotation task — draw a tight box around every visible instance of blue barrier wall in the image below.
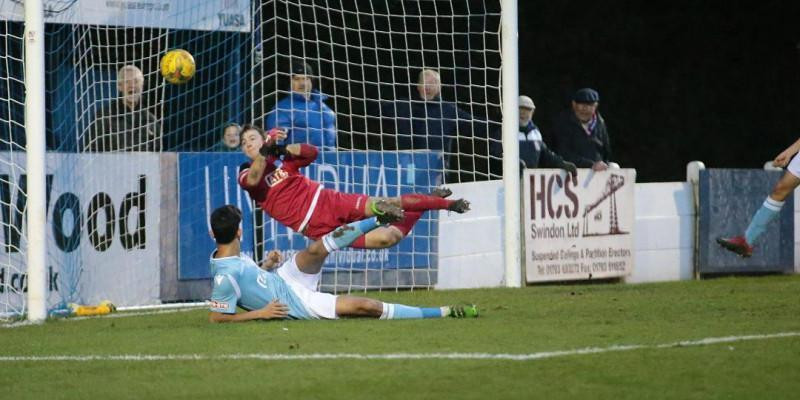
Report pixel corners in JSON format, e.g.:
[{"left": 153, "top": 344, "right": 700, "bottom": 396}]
[
  {"left": 697, "top": 169, "right": 794, "bottom": 274},
  {"left": 178, "top": 151, "right": 443, "bottom": 280},
  {"left": 178, "top": 153, "right": 258, "bottom": 279}
]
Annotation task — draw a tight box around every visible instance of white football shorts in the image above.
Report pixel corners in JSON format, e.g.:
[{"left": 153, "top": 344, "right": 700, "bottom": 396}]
[{"left": 277, "top": 254, "right": 338, "bottom": 319}]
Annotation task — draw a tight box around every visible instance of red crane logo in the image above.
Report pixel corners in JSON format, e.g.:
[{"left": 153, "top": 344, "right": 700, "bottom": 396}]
[{"left": 582, "top": 174, "right": 628, "bottom": 236}]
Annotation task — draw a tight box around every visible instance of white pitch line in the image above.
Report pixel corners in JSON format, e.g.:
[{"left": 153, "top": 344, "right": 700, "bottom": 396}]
[
  {"left": 0, "top": 320, "right": 40, "bottom": 329},
  {"left": 0, "top": 331, "right": 797, "bottom": 362}
]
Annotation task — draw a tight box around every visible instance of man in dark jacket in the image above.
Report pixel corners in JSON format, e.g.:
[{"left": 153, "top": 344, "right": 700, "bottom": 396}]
[
  {"left": 518, "top": 95, "right": 576, "bottom": 177},
  {"left": 378, "top": 69, "right": 501, "bottom": 182},
  {"left": 86, "top": 65, "right": 161, "bottom": 152},
  {"left": 550, "top": 88, "right": 612, "bottom": 171},
  {"left": 379, "top": 69, "right": 472, "bottom": 151}
]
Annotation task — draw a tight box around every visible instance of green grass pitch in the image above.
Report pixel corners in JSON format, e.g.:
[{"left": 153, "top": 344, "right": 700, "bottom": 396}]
[{"left": 2, "top": 275, "right": 800, "bottom": 399}]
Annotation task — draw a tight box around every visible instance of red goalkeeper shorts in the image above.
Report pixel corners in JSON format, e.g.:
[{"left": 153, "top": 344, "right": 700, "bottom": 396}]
[{"left": 302, "top": 189, "right": 370, "bottom": 240}]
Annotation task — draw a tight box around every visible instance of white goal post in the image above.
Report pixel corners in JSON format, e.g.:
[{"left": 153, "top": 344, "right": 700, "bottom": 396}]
[
  {"left": 500, "top": 0, "right": 521, "bottom": 287},
  {"left": 23, "top": 0, "right": 47, "bottom": 322}
]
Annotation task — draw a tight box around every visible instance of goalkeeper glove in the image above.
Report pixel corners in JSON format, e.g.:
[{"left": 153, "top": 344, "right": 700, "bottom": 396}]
[
  {"left": 259, "top": 143, "right": 288, "bottom": 158},
  {"left": 259, "top": 127, "right": 288, "bottom": 157},
  {"left": 265, "top": 127, "right": 285, "bottom": 145}
]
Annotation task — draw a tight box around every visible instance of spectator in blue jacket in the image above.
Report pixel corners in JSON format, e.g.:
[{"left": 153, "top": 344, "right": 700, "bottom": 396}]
[
  {"left": 265, "top": 62, "right": 337, "bottom": 150},
  {"left": 378, "top": 68, "right": 501, "bottom": 182}
]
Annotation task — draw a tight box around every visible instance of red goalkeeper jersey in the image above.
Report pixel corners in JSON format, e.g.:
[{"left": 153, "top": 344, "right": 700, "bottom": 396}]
[{"left": 238, "top": 144, "right": 322, "bottom": 233}]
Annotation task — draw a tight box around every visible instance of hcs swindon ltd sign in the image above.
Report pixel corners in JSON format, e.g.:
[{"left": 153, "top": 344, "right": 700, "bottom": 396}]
[{"left": 522, "top": 168, "right": 635, "bottom": 283}]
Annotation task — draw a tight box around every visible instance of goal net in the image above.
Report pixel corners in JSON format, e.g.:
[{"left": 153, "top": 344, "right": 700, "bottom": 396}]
[
  {"left": 0, "top": 0, "right": 503, "bottom": 320},
  {"left": 250, "top": 0, "right": 502, "bottom": 292},
  {"left": 0, "top": 9, "right": 26, "bottom": 319}
]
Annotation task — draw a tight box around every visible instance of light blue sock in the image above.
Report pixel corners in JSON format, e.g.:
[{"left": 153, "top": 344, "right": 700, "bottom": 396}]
[
  {"left": 744, "top": 197, "right": 784, "bottom": 245},
  {"left": 379, "top": 303, "right": 445, "bottom": 319},
  {"left": 321, "top": 217, "right": 380, "bottom": 252}
]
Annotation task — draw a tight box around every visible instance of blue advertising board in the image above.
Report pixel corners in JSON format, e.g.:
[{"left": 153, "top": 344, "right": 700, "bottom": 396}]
[
  {"left": 178, "top": 151, "right": 444, "bottom": 280},
  {"left": 177, "top": 153, "right": 258, "bottom": 279},
  {"left": 697, "top": 169, "right": 794, "bottom": 274}
]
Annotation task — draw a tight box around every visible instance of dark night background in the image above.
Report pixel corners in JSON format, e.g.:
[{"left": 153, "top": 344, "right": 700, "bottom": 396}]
[
  {"left": 264, "top": 0, "right": 800, "bottom": 182},
  {"left": 3, "top": 1, "right": 799, "bottom": 183},
  {"left": 518, "top": 1, "right": 800, "bottom": 181}
]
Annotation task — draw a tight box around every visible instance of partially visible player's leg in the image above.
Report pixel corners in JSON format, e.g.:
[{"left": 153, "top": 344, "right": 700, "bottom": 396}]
[
  {"left": 334, "top": 296, "right": 383, "bottom": 317},
  {"left": 364, "top": 187, "right": 470, "bottom": 217},
  {"left": 292, "top": 240, "right": 329, "bottom": 276},
  {"left": 768, "top": 169, "right": 800, "bottom": 202},
  {"left": 288, "top": 214, "right": 478, "bottom": 320},
  {"left": 279, "top": 216, "right": 397, "bottom": 316},
  {"left": 295, "top": 216, "right": 396, "bottom": 274},
  {"left": 717, "top": 168, "right": 800, "bottom": 257},
  {"left": 353, "top": 188, "right": 462, "bottom": 249},
  {"left": 352, "top": 211, "right": 423, "bottom": 249},
  {"left": 391, "top": 193, "right": 470, "bottom": 213},
  {"left": 334, "top": 296, "right": 478, "bottom": 319},
  {"left": 744, "top": 171, "right": 800, "bottom": 243},
  {"left": 353, "top": 226, "right": 404, "bottom": 248},
  {"left": 308, "top": 187, "right": 464, "bottom": 250}
]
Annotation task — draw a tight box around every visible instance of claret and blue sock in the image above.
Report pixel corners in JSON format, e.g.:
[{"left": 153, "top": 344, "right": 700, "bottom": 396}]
[{"left": 744, "top": 196, "right": 784, "bottom": 245}]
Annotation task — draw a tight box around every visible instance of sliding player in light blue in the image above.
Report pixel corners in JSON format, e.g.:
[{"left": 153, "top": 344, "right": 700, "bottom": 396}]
[
  {"left": 717, "top": 138, "right": 800, "bottom": 257},
  {"left": 207, "top": 204, "right": 478, "bottom": 322}
]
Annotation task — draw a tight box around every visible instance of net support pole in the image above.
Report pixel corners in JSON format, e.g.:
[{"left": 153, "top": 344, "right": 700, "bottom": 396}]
[
  {"left": 500, "top": 0, "right": 522, "bottom": 287},
  {"left": 24, "top": 0, "right": 48, "bottom": 322}
]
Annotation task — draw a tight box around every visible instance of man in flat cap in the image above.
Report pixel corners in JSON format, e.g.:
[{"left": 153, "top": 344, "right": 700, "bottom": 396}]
[{"left": 550, "top": 88, "right": 612, "bottom": 171}]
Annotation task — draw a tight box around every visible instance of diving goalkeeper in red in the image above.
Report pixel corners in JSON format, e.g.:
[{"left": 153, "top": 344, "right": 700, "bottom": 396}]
[{"left": 237, "top": 124, "right": 469, "bottom": 249}]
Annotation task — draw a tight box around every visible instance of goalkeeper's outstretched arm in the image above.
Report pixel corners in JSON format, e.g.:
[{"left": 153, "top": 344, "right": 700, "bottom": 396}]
[
  {"left": 282, "top": 143, "right": 319, "bottom": 169},
  {"left": 242, "top": 155, "right": 268, "bottom": 188}
]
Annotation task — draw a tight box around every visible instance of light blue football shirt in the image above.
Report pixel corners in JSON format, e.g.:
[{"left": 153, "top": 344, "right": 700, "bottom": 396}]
[{"left": 208, "top": 253, "right": 312, "bottom": 320}]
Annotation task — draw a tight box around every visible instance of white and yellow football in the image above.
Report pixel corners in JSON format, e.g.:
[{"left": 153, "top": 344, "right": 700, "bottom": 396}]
[{"left": 160, "top": 49, "right": 196, "bottom": 84}]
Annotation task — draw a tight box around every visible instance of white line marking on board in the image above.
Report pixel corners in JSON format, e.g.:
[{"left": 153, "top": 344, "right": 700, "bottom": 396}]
[{"left": 0, "top": 331, "right": 797, "bottom": 362}]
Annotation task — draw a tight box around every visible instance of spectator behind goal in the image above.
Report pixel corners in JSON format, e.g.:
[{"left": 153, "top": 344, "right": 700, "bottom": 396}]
[
  {"left": 549, "top": 88, "right": 613, "bottom": 171},
  {"left": 517, "top": 95, "right": 576, "bottom": 177},
  {"left": 210, "top": 122, "right": 241, "bottom": 152},
  {"left": 85, "top": 65, "right": 161, "bottom": 152},
  {"left": 376, "top": 68, "right": 501, "bottom": 183},
  {"left": 265, "top": 61, "right": 337, "bottom": 151}
]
